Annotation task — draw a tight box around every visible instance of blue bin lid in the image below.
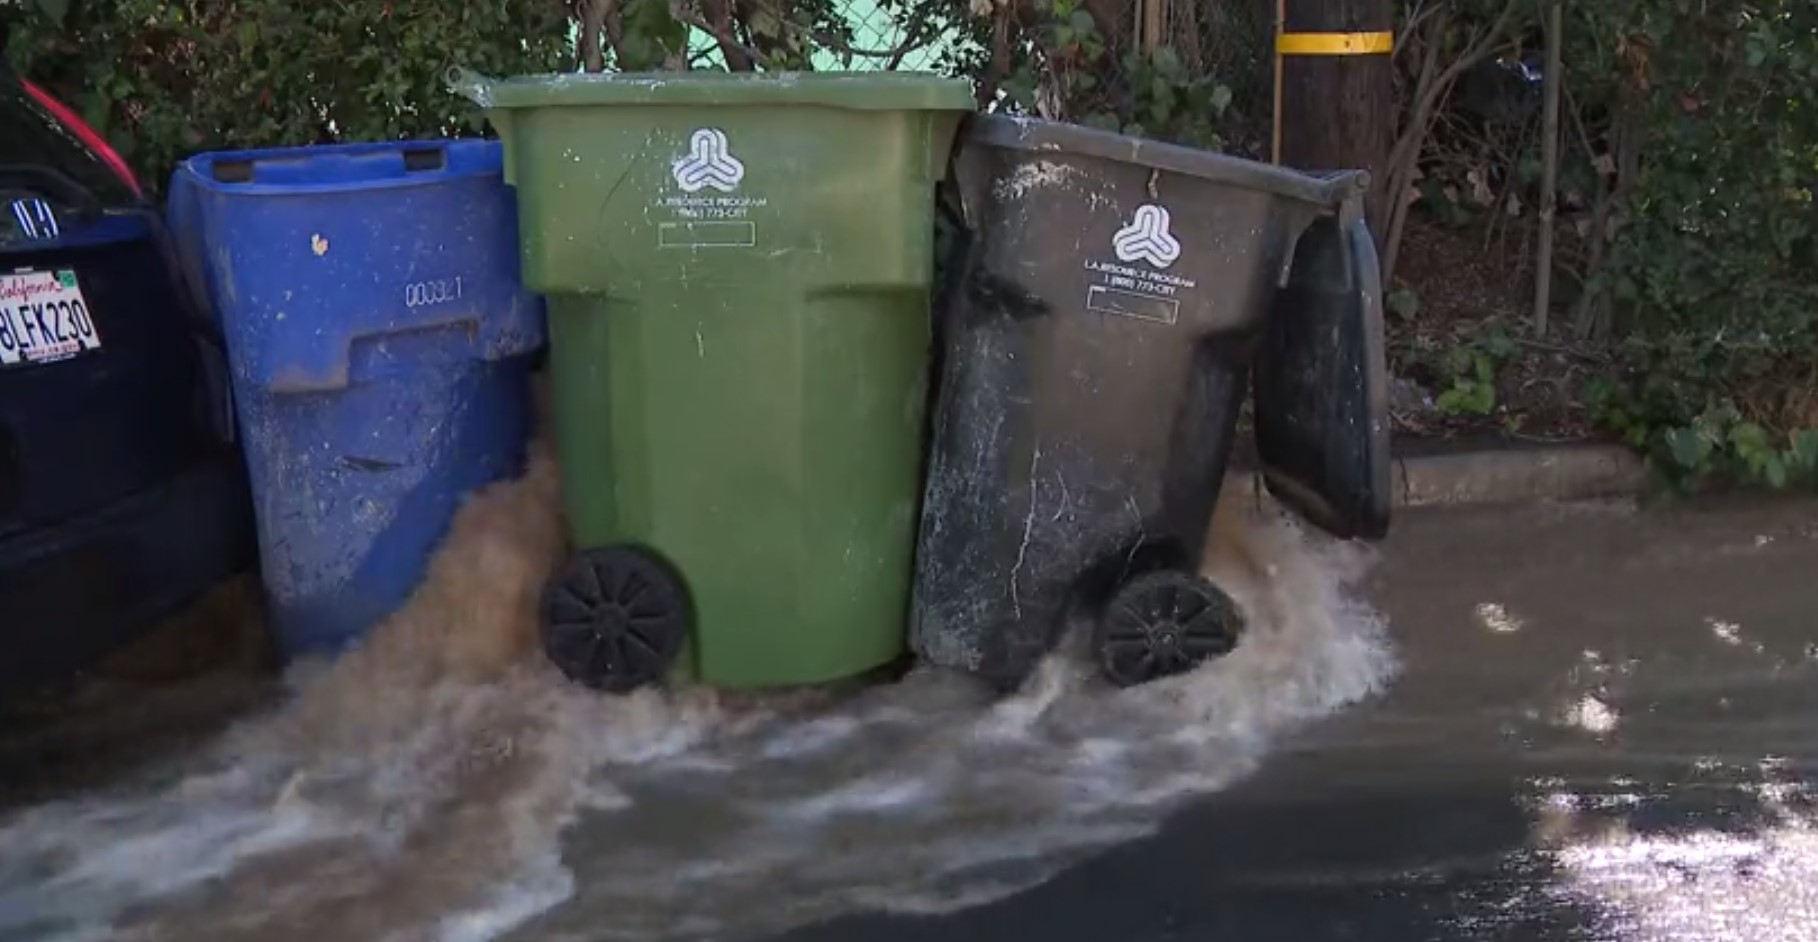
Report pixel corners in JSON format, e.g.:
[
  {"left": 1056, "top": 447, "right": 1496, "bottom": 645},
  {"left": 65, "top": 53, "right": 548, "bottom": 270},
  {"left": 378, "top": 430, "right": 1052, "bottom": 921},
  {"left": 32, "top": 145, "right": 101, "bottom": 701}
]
[{"left": 180, "top": 138, "right": 503, "bottom": 197}]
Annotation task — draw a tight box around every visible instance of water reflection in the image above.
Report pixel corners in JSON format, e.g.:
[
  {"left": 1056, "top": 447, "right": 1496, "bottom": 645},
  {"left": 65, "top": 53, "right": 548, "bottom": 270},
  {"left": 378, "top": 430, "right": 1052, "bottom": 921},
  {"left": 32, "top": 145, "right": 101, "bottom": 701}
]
[{"left": 1537, "top": 762, "right": 1818, "bottom": 942}]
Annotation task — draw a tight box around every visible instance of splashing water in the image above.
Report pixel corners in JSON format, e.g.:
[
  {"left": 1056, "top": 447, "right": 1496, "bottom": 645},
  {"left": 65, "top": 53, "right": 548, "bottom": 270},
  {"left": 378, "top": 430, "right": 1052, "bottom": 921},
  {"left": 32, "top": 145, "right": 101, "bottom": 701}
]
[{"left": 0, "top": 450, "right": 1397, "bottom": 942}]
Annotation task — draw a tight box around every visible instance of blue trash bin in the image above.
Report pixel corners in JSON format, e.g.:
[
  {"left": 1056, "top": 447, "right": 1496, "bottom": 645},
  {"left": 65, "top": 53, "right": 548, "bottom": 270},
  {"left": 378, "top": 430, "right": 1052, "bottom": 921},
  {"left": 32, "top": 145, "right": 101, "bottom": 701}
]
[
  {"left": 163, "top": 165, "right": 212, "bottom": 322},
  {"left": 174, "top": 139, "right": 545, "bottom": 656}
]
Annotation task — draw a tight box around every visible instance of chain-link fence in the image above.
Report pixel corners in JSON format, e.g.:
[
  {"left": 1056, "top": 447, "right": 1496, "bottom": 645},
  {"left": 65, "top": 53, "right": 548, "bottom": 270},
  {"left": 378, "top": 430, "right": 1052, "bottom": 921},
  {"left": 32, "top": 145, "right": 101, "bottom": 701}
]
[{"left": 576, "top": 0, "right": 1275, "bottom": 155}]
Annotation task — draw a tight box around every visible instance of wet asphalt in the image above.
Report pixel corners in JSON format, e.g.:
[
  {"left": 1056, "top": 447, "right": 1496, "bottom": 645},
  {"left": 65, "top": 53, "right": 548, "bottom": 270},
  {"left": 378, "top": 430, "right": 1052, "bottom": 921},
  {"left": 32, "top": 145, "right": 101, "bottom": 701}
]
[
  {"left": 5, "top": 493, "right": 1818, "bottom": 941},
  {"left": 771, "top": 494, "right": 1818, "bottom": 942}
]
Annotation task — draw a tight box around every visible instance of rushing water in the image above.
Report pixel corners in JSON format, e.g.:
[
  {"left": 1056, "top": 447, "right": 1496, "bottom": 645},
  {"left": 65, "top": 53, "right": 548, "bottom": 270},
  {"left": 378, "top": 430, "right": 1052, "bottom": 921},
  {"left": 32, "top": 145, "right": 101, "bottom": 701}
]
[{"left": 0, "top": 442, "right": 1397, "bottom": 942}]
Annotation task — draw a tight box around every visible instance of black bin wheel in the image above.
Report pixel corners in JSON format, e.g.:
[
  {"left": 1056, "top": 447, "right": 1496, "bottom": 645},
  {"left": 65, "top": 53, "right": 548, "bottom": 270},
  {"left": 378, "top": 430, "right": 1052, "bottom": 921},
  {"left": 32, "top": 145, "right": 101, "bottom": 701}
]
[
  {"left": 540, "top": 546, "right": 688, "bottom": 693},
  {"left": 1094, "top": 570, "right": 1244, "bottom": 688}
]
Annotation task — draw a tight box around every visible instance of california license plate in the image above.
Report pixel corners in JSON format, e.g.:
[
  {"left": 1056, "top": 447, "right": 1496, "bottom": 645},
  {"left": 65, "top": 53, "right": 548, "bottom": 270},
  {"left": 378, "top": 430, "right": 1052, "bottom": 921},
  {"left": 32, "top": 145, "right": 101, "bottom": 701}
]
[{"left": 0, "top": 268, "right": 103, "bottom": 368}]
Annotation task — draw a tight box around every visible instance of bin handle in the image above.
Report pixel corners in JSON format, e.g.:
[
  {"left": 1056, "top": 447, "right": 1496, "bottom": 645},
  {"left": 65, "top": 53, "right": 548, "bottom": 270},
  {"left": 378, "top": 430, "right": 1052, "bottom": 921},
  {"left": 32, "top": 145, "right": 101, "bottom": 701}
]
[
  {"left": 1277, "top": 187, "right": 1370, "bottom": 291},
  {"left": 401, "top": 147, "right": 446, "bottom": 172},
  {"left": 447, "top": 67, "right": 496, "bottom": 107},
  {"left": 206, "top": 145, "right": 447, "bottom": 184},
  {"left": 1307, "top": 168, "right": 1371, "bottom": 214},
  {"left": 1333, "top": 189, "right": 1367, "bottom": 288},
  {"left": 1274, "top": 172, "right": 1368, "bottom": 288}
]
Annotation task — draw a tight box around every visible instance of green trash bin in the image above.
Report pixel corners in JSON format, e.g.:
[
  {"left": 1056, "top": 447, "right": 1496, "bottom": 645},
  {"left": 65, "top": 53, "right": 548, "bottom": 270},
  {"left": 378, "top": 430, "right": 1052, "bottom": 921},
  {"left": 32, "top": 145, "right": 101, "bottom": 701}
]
[{"left": 456, "top": 70, "right": 973, "bottom": 692}]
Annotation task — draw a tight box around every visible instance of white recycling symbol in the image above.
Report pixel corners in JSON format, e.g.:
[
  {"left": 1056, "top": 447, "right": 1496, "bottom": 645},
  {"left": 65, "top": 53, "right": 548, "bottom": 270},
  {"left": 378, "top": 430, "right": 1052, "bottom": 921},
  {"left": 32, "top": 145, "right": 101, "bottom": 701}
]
[
  {"left": 1111, "top": 204, "right": 1182, "bottom": 269},
  {"left": 672, "top": 127, "right": 745, "bottom": 193}
]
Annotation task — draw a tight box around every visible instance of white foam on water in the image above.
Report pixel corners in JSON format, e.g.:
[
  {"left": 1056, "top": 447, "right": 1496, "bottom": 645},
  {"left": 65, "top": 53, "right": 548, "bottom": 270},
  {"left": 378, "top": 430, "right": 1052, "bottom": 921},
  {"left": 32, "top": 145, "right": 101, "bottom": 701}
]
[
  {"left": 511, "top": 490, "right": 1398, "bottom": 942},
  {"left": 756, "top": 714, "right": 862, "bottom": 760},
  {"left": 0, "top": 777, "right": 359, "bottom": 939},
  {"left": 0, "top": 448, "right": 1397, "bottom": 942},
  {"left": 428, "top": 851, "right": 576, "bottom": 942}
]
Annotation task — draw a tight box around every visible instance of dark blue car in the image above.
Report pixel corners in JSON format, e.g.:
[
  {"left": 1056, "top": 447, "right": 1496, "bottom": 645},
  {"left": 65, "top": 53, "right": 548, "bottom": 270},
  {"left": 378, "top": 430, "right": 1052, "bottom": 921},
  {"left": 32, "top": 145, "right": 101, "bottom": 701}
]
[{"left": 0, "top": 59, "right": 253, "bottom": 696}]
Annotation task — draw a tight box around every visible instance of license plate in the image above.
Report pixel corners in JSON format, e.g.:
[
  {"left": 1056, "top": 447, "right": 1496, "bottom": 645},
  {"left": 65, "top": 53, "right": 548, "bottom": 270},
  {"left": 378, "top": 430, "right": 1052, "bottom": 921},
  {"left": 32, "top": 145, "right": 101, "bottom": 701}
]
[{"left": 0, "top": 268, "right": 104, "bottom": 368}]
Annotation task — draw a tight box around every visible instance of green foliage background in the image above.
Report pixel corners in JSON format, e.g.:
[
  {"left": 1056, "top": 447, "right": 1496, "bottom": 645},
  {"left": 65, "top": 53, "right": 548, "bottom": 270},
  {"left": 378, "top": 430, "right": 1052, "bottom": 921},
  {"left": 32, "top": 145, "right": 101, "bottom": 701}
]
[
  {"left": 1565, "top": 1, "right": 1818, "bottom": 487},
  {"left": 4, "top": 0, "right": 571, "bottom": 193}
]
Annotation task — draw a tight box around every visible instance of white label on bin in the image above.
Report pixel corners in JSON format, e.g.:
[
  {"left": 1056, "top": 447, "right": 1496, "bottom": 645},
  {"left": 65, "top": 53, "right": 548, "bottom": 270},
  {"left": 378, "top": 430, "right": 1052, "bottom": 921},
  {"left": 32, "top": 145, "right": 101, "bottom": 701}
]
[
  {"left": 672, "top": 128, "right": 745, "bottom": 193},
  {"left": 1082, "top": 204, "right": 1197, "bottom": 325},
  {"left": 653, "top": 128, "right": 766, "bottom": 249},
  {"left": 1111, "top": 204, "right": 1181, "bottom": 268}
]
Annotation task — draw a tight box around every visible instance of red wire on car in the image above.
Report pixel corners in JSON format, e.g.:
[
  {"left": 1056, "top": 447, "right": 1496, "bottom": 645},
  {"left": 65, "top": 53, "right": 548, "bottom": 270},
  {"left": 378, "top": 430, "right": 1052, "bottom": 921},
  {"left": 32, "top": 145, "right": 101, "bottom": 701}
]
[{"left": 19, "top": 78, "right": 142, "bottom": 198}]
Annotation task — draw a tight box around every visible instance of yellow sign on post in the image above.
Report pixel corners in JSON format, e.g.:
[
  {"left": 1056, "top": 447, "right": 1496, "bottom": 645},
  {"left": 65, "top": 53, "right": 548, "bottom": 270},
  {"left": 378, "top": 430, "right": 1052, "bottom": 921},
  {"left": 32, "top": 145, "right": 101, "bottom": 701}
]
[{"left": 1275, "top": 31, "right": 1395, "bottom": 56}]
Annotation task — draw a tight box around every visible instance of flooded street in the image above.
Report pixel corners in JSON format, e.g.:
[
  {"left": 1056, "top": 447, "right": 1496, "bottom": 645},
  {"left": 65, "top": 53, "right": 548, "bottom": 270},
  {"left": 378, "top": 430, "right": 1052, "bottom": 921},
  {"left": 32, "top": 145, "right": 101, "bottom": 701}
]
[
  {"left": 3, "top": 453, "right": 1818, "bottom": 942},
  {"left": 865, "top": 493, "right": 1818, "bottom": 942}
]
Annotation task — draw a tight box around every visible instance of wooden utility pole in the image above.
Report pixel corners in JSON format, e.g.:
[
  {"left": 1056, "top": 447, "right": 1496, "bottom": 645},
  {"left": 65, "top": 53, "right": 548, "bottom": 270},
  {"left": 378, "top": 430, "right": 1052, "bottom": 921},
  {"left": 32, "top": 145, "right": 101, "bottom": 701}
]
[{"left": 1272, "top": 0, "right": 1395, "bottom": 229}]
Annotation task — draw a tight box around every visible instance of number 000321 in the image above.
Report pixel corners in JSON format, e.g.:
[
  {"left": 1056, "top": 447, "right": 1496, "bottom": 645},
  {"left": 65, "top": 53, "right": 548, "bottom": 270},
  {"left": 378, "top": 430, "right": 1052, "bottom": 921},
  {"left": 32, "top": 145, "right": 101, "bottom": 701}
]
[{"left": 403, "top": 277, "right": 464, "bottom": 309}]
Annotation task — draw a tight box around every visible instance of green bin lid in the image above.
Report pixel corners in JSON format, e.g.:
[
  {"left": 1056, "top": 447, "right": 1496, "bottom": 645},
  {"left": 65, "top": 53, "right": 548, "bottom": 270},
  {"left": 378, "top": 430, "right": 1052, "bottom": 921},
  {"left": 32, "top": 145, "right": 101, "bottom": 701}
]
[{"left": 451, "top": 69, "right": 976, "bottom": 113}]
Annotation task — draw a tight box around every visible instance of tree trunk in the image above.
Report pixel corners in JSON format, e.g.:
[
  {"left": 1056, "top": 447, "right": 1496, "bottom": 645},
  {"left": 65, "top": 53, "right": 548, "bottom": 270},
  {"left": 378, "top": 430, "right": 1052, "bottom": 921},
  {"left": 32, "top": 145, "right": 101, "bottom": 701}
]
[
  {"left": 707, "top": 0, "right": 755, "bottom": 71},
  {"left": 580, "top": 0, "right": 605, "bottom": 72}
]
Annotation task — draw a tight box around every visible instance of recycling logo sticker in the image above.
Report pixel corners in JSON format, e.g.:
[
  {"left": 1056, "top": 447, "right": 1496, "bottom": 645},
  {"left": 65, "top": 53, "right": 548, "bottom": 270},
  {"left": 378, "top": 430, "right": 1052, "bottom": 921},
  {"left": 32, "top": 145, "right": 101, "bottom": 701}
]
[
  {"left": 1082, "top": 203, "right": 1197, "bottom": 325},
  {"left": 671, "top": 128, "right": 745, "bottom": 193},
  {"left": 653, "top": 127, "right": 767, "bottom": 250},
  {"left": 1111, "top": 205, "right": 1182, "bottom": 269}
]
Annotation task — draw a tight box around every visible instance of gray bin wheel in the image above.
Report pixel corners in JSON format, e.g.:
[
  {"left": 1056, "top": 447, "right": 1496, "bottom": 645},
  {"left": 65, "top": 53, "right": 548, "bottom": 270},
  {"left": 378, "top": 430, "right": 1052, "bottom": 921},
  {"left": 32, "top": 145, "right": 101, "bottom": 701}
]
[
  {"left": 1094, "top": 570, "right": 1244, "bottom": 687},
  {"left": 540, "top": 545, "right": 688, "bottom": 693}
]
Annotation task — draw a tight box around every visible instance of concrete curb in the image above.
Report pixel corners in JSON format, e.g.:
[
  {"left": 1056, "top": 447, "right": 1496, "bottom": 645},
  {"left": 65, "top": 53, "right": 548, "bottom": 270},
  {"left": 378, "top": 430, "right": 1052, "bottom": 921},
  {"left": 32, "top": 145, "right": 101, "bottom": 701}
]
[{"left": 1392, "top": 442, "right": 1645, "bottom": 509}]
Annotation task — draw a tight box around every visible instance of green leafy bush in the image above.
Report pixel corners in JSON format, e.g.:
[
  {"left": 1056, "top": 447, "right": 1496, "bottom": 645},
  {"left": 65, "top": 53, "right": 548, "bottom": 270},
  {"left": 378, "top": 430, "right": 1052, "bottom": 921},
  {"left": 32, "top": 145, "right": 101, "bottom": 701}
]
[
  {"left": 1433, "top": 326, "right": 1517, "bottom": 418},
  {"left": 992, "top": 0, "right": 1244, "bottom": 152},
  {"left": 4, "top": 0, "right": 572, "bottom": 193},
  {"left": 1566, "top": 1, "right": 1818, "bottom": 486}
]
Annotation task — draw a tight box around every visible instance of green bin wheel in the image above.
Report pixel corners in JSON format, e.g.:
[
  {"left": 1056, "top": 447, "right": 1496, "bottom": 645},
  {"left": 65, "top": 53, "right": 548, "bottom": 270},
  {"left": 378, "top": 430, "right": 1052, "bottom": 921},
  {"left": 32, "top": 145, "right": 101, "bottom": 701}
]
[
  {"left": 540, "top": 546, "right": 688, "bottom": 693},
  {"left": 1094, "top": 570, "right": 1244, "bottom": 688}
]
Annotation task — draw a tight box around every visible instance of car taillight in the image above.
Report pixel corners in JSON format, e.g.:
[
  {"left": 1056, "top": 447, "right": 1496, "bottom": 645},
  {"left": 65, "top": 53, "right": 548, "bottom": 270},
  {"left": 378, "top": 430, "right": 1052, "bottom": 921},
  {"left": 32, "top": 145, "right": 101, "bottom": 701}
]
[{"left": 19, "top": 79, "right": 142, "bottom": 198}]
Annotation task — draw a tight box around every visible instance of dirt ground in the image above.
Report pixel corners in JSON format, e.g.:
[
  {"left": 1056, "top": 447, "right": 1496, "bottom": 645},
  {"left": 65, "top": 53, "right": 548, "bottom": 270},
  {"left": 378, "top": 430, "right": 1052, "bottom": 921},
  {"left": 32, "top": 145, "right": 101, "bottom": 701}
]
[{"left": 1388, "top": 216, "right": 1609, "bottom": 445}]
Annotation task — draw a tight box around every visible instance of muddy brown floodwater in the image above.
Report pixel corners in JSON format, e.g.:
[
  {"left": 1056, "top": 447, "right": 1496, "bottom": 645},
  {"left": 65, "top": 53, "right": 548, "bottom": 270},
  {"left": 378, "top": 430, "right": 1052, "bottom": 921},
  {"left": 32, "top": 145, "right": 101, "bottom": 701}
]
[{"left": 0, "top": 435, "right": 1396, "bottom": 942}]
